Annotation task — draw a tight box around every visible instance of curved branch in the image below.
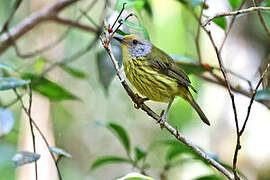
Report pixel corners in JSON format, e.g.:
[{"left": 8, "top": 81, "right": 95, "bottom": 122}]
[
  {"left": 0, "top": 0, "right": 99, "bottom": 55},
  {"left": 203, "top": 6, "right": 270, "bottom": 27}
]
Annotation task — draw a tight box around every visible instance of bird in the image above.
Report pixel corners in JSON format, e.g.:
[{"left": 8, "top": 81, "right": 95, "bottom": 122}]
[{"left": 113, "top": 34, "right": 210, "bottom": 126}]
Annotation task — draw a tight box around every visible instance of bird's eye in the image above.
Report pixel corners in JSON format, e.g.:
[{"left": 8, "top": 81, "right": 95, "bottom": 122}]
[{"left": 132, "top": 40, "right": 138, "bottom": 45}]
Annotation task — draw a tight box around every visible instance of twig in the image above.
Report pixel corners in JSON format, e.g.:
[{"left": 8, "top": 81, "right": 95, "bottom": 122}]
[
  {"left": 207, "top": 29, "right": 240, "bottom": 180},
  {"left": 0, "top": 0, "right": 86, "bottom": 55},
  {"left": 240, "top": 64, "right": 270, "bottom": 135},
  {"left": 27, "top": 85, "right": 38, "bottom": 180},
  {"left": 218, "top": 0, "right": 247, "bottom": 53},
  {"left": 101, "top": 40, "right": 234, "bottom": 180},
  {"left": 39, "top": 36, "right": 99, "bottom": 77},
  {"left": 51, "top": 16, "right": 99, "bottom": 32},
  {"left": 13, "top": 89, "right": 62, "bottom": 180},
  {"left": 0, "top": 0, "right": 22, "bottom": 34},
  {"left": 203, "top": 6, "right": 270, "bottom": 27},
  {"left": 11, "top": 0, "right": 99, "bottom": 59},
  {"left": 194, "top": 0, "right": 205, "bottom": 63},
  {"left": 252, "top": 0, "right": 270, "bottom": 38}
]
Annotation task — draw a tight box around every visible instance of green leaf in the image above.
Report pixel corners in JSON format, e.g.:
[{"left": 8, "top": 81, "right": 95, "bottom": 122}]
[
  {"left": 116, "top": 29, "right": 131, "bottom": 36},
  {"left": 34, "top": 57, "right": 46, "bottom": 73},
  {"left": 134, "top": 146, "right": 147, "bottom": 162},
  {"left": 61, "top": 65, "right": 88, "bottom": 79},
  {"left": 22, "top": 73, "right": 78, "bottom": 101},
  {"left": 137, "top": 16, "right": 150, "bottom": 40},
  {"left": 120, "top": 14, "right": 149, "bottom": 40},
  {"left": 91, "top": 156, "right": 131, "bottom": 170},
  {"left": 0, "top": 77, "right": 30, "bottom": 90},
  {"left": 0, "top": 63, "right": 14, "bottom": 73},
  {"left": 118, "top": 172, "right": 154, "bottom": 180},
  {"left": 115, "top": 0, "right": 145, "bottom": 12},
  {"left": 143, "top": 0, "right": 152, "bottom": 16},
  {"left": 121, "top": 20, "right": 144, "bottom": 31},
  {"left": 171, "top": 55, "right": 213, "bottom": 74},
  {"left": 0, "top": 108, "right": 14, "bottom": 137},
  {"left": 190, "top": 0, "right": 204, "bottom": 7},
  {"left": 12, "top": 151, "right": 40, "bottom": 168},
  {"left": 177, "top": 62, "right": 212, "bottom": 74},
  {"left": 49, "top": 147, "right": 72, "bottom": 158},
  {"left": 176, "top": 0, "right": 188, "bottom": 5},
  {"left": 213, "top": 17, "right": 227, "bottom": 29},
  {"left": 107, "top": 122, "right": 131, "bottom": 155},
  {"left": 166, "top": 143, "right": 190, "bottom": 161},
  {"left": 228, "top": 0, "right": 243, "bottom": 10},
  {"left": 254, "top": 89, "right": 270, "bottom": 100},
  {"left": 170, "top": 55, "right": 198, "bottom": 63},
  {"left": 193, "top": 175, "right": 225, "bottom": 180}
]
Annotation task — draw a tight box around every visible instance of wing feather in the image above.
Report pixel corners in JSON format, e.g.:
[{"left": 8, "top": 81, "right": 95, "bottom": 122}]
[{"left": 145, "top": 46, "right": 197, "bottom": 93}]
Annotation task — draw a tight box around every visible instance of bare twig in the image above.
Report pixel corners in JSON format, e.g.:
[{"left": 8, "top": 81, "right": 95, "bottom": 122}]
[
  {"left": 0, "top": 0, "right": 22, "bottom": 34},
  {"left": 27, "top": 85, "right": 38, "bottom": 180},
  {"left": 203, "top": 6, "right": 270, "bottom": 27},
  {"left": 51, "top": 16, "right": 99, "bottom": 33},
  {"left": 0, "top": 0, "right": 87, "bottom": 55},
  {"left": 240, "top": 64, "right": 270, "bottom": 135},
  {"left": 101, "top": 40, "right": 234, "bottom": 180},
  {"left": 194, "top": 1, "right": 205, "bottom": 63},
  {"left": 252, "top": 0, "right": 270, "bottom": 38},
  {"left": 218, "top": 0, "right": 247, "bottom": 53},
  {"left": 12, "top": 0, "right": 99, "bottom": 59},
  {"left": 13, "top": 89, "right": 62, "bottom": 180},
  {"left": 39, "top": 36, "right": 99, "bottom": 77},
  {"left": 206, "top": 29, "right": 240, "bottom": 180}
]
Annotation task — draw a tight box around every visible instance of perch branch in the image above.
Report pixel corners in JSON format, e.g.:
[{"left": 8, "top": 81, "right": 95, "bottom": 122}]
[{"left": 102, "top": 40, "right": 234, "bottom": 180}]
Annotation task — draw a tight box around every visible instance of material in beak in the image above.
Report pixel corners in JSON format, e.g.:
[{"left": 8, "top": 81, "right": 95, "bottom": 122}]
[{"left": 113, "top": 35, "right": 124, "bottom": 43}]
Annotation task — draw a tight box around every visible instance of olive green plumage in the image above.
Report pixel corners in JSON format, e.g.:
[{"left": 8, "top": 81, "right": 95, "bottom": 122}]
[{"left": 114, "top": 34, "right": 210, "bottom": 126}]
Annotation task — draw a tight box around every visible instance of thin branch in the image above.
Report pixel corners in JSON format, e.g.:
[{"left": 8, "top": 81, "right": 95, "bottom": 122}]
[
  {"left": 27, "top": 85, "right": 38, "bottom": 180},
  {"left": 207, "top": 30, "right": 240, "bottom": 180},
  {"left": 197, "top": 74, "right": 250, "bottom": 97},
  {"left": 0, "top": 0, "right": 82, "bottom": 55},
  {"left": 0, "top": 0, "right": 22, "bottom": 34},
  {"left": 39, "top": 36, "right": 99, "bottom": 77},
  {"left": 218, "top": 0, "right": 247, "bottom": 53},
  {"left": 13, "top": 89, "right": 62, "bottom": 180},
  {"left": 203, "top": 6, "right": 270, "bottom": 27},
  {"left": 101, "top": 40, "right": 234, "bottom": 180},
  {"left": 12, "top": 0, "right": 99, "bottom": 59},
  {"left": 240, "top": 64, "right": 270, "bottom": 135},
  {"left": 194, "top": 1, "right": 205, "bottom": 63},
  {"left": 252, "top": 0, "right": 270, "bottom": 38},
  {"left": 51, "top": 16, "right": 99, "bottom": 33}
]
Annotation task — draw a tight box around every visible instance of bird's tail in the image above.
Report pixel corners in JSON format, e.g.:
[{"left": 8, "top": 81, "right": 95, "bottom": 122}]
[{"left": 185, "top": 94, "right": 210, "bottom": 126}]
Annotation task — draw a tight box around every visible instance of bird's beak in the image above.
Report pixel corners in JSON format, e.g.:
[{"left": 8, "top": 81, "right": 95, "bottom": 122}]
[{"left": 113, "top": 35, "right": 124, "bottom": 43}]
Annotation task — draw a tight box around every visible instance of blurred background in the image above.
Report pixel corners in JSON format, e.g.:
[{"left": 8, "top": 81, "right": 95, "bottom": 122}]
[{"left": 0, "top": 0, "right": 270, "bottom": 179}]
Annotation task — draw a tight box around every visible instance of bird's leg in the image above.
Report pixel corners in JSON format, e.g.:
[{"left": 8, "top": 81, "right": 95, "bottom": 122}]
[
  {"left": 158, "top": 97, "right": 174, "bottom": 128},
  {"left": 134, "top": 93, "right": 149, "bottom": 109}
]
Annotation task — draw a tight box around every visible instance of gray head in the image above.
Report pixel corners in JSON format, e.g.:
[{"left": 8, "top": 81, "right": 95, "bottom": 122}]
[{"left": 114, "top": 34, "right": 152, "bottom": 57}]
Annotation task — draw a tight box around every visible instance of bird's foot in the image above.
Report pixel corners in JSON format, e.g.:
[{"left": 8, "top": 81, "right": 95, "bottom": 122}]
[
  {"left": 134, "top": 94, "right": 149, "bottom": 109},
  {"left": 157, "top": 110, "right": 167, "bottom": 129}
]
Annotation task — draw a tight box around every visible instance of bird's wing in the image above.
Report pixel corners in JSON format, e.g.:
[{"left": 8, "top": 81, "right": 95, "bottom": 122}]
[{"left": 145, "top": 46, "right": 197, "bottom": 93}]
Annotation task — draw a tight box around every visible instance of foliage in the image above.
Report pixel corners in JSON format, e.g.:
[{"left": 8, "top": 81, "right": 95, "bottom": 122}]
[{"left": 90, "top": 122, "right": 242, "bottom": 179}]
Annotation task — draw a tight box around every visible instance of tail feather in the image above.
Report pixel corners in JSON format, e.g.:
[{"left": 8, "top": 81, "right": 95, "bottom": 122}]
[{"left": 187, "top": 96, "right": 210, "bottom": 126}]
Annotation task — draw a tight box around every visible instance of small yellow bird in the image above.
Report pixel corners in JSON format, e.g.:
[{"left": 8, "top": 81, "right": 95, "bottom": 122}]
[{"left": 114, "top": 34, "right": 210, "bottom": 126}]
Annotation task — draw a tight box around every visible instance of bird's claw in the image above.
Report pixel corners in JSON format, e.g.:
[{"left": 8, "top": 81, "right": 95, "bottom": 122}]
[{"left": 134, "top": 94, "right": 149, "bottom": 109}]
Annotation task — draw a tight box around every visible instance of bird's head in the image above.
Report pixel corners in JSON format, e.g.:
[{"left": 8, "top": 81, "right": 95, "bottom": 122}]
[{"left": 113, "top": 34, "right": 152, "bottom": 57}]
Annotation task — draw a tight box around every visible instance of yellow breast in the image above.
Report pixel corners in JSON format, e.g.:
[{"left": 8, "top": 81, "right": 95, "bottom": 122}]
[{"left": 121, "top": 45, "right": 181, "bottom": 102}]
